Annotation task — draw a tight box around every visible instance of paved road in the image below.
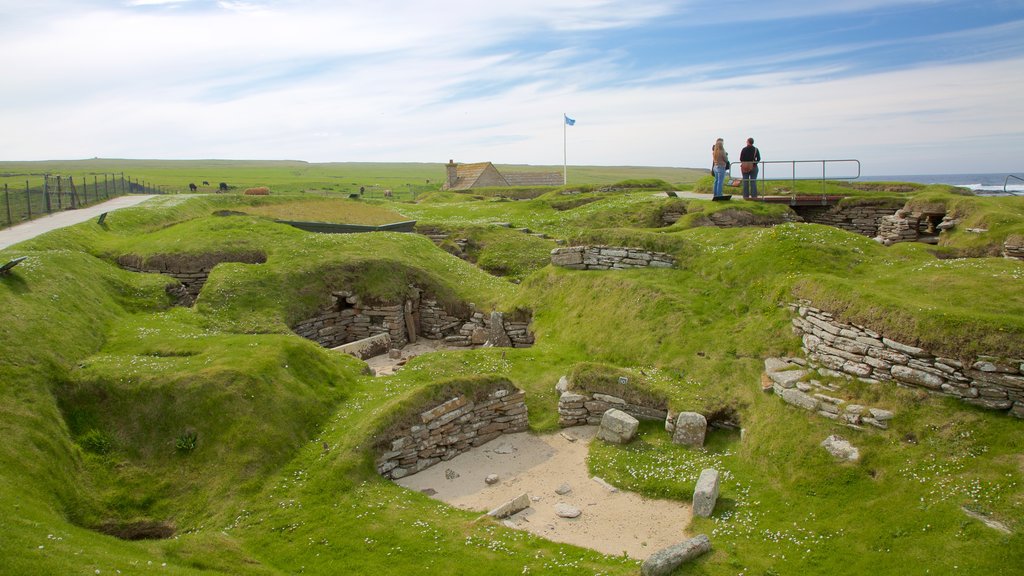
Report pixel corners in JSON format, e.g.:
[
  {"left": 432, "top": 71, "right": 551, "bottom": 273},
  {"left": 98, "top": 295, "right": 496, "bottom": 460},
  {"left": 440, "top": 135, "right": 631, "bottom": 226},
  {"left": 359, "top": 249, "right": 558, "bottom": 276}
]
[{"left": 0, "top": 195, "right": 156, "bottom": 250}]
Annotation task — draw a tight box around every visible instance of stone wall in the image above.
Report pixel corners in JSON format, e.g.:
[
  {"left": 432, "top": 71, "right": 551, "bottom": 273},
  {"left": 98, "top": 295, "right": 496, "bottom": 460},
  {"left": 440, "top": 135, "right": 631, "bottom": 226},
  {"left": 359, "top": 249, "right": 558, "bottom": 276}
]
[
  {"left": 557, "top": 380, "right": 668, "bottom": 427},
  {"left": 550, "top": 246, "right": 675, "bottom": 270},
  {"left": 376, "top": 386, "right": 528, "bottom": 479},
  {"left": 1004, "top": 236, "right": 1024, "bottom": 259},
  {"left": 293, "top": 291, "right": 534, "bottom": 351},
  {"left": 293, "top": 291, "right": 408, "bottom": 348},
  {"left": 791, "top": 302, "right": 1024, "bottom": 418},
  {"left": 792, "top": 199, "right": 904, "bottom": 238}
]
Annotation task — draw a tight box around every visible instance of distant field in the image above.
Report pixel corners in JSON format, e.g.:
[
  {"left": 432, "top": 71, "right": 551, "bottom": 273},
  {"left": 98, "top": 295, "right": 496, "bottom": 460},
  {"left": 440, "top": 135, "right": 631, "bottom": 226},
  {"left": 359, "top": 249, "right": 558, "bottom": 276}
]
[
  {"left": 0, "top": 158, "right": 708, "bottom": 195},
  {"left": 241, "top": 198, "right": 409, "bottom": 225}
]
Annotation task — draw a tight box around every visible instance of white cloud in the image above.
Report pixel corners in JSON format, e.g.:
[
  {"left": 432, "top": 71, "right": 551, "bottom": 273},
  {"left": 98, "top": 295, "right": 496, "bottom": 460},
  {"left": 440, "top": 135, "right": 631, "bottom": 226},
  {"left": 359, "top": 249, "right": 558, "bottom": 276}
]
[{"left": 0, "top": 1, "right": 1021, "bottom": 175}]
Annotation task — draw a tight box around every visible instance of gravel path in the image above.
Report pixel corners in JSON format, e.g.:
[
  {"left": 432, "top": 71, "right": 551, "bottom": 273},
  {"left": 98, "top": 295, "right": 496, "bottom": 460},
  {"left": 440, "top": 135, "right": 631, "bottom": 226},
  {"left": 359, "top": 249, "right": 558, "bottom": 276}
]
[{"left": 0, "top": 194, "right": 157, "bottom": 250}]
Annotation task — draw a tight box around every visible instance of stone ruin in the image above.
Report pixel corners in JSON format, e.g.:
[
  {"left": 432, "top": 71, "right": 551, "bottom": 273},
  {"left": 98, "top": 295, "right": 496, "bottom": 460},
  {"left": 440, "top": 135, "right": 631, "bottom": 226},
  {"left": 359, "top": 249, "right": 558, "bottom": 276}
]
[
  {"left": 790, "top": 301, "right": 1024, "bottom": 418},
  {"left": 291, "top": 287, "right": 534, "bottom": 352}
]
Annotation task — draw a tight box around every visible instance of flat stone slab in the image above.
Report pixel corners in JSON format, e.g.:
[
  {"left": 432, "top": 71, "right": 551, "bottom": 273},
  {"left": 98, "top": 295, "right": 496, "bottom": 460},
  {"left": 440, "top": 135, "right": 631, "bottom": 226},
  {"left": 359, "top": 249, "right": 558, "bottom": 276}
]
[
  {"left": 641, "top": 534, "right": 712, "bottom": 576},
  {"left": 821, "top": 435, "right": 860, "bottom": 462},
  {"left": 487, "top": 492, "right": 531, "bottom": 519},
  {"left": 331, "top": 333, "right": 392, "bottom": 360}
]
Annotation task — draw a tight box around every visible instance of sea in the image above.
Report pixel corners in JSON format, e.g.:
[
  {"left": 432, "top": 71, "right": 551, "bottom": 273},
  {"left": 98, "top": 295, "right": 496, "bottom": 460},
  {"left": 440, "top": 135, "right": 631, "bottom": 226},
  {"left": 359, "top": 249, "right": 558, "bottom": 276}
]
[{"left": 858, "top": 173, "right": 1024, "bottom": 196}]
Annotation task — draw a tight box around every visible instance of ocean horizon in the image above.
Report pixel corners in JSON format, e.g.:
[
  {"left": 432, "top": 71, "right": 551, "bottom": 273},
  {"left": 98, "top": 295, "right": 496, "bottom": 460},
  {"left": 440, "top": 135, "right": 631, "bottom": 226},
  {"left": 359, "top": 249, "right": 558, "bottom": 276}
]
[{"left": 858, "top": 172, "right": 1024, "bottom": 194}]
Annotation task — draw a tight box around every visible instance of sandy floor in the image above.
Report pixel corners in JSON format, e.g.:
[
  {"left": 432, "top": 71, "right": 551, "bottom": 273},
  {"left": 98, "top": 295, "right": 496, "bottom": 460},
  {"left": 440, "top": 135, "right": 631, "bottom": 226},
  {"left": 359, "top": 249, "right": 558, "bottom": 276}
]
[
  {"left": 364, "top": 338, "right": 457, "bottom": 376},
  {"left": 395, "top": 426, "right": 692, "bottom": 560}
]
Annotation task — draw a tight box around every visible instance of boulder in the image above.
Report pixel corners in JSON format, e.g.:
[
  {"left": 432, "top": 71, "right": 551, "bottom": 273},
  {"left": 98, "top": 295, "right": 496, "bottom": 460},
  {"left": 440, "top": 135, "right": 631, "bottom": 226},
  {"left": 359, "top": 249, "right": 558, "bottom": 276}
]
[
  {"left": 671, "top": 412, "right": 707, "bottom": 448},
  {"left": 821, "top": 435, "right": 860, "bottom": 462},
  {"left": 692, "top": 469, "right": 720, "bottom": 518},
  {"left": 641, "top": 534, "right": 712, "bottom": 576},
  {"left": 597, "top": 409, "right": 639, "bottom": 444}
]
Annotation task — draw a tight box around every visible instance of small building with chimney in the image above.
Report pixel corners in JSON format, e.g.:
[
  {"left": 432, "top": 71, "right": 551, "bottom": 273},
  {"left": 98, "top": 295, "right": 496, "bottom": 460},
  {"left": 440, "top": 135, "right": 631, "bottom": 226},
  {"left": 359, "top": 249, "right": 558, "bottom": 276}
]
[{"left": 443, "top": 160, "right": 564, "bottom": 190}]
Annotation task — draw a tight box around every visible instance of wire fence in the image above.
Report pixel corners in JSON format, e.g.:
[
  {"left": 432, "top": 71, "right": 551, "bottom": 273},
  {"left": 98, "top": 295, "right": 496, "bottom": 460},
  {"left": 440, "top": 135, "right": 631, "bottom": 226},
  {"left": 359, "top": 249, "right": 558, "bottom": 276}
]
[{"left": 0, "top": 173, "right": 163, "bottom": 230}]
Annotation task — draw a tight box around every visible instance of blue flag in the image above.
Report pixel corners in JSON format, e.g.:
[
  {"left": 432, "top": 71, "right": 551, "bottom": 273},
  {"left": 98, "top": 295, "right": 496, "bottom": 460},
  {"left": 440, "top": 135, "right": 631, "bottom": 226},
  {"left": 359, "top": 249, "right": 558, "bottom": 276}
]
[{"left": 564, "top": 114, "right": 575, "bottom": 126}]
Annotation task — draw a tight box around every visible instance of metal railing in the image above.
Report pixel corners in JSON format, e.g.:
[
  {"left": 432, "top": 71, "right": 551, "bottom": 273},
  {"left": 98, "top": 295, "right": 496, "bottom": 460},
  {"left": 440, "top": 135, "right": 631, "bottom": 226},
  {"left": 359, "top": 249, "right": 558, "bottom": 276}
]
[
  {"left": 1005, "top": 174, "right": 1023, "bottom": 194},
  {"left": 730, "top": 159, "right": 861, "bottom": 196}
]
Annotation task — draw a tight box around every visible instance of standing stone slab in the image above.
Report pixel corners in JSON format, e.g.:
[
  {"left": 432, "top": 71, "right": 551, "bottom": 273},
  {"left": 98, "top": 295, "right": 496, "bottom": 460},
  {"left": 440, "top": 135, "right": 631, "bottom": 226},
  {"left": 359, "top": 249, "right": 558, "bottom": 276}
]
[
  {"left": 692, "top": 469, "right": 720, "bottom": 518},
  {"left": 597, "top": 409, "right": 639, "bottom": 444},
  {"left": 671, "top": 412, "right": 707, "bottom": 448},
  {"left": 488, "top": 311, "right": 513, "bottom": 347},
  {"left": 641, "top": 534, "right": 712, "bottom": 576}
]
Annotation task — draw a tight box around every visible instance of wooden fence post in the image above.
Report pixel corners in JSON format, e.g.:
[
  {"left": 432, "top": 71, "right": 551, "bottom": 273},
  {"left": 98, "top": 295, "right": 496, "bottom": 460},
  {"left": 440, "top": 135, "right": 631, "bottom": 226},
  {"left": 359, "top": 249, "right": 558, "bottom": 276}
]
[
  {"left": 44, "top": 175, "right": 51, "bottom": 213},
  {"left": 4, "top": 184, "right": 11, "bottom": 227},
  {"left": 26, "top": 180, "right": 32, "bottom": 220}
]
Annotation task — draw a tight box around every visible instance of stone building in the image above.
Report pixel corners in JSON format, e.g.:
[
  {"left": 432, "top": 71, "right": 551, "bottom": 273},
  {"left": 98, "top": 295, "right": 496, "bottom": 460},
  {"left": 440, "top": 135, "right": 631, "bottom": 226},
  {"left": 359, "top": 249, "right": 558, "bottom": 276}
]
[{"left": 443, "top": 160, "right": 563, "bottom": 190}]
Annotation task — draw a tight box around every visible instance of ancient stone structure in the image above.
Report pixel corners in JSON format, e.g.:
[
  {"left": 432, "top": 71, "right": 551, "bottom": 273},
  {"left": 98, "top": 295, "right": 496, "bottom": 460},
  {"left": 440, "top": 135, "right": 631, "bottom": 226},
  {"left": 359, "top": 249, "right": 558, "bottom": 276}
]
[
  {"left": 117, "top": 252, "right": 267, "bottom": 306},
  {"left": 557, "top": 388, "right": 668, "bottom": 427},
  {"left": 292, "top": 289, "right": 534, "bottom": 351},
  {"left": 791, "top": 199, "right": 904, "bottom": 238},
  {"left": 550, "top": 245, "right": 675, "bottom": 270},
  {"left": 791, "top": 302, "right": 1024, "bottom": 418},
  {"left": 1004, "top": 236, "right": 1024, "bottom": 260},
  {"left": 692, "top": 469, "right": 720, "bottom": 517},
  {"left": 376, "top": 386, "right": 529, "bottom": 480},
  {"left": 764, "top": 357, "right": 895, "bottom": 428}
]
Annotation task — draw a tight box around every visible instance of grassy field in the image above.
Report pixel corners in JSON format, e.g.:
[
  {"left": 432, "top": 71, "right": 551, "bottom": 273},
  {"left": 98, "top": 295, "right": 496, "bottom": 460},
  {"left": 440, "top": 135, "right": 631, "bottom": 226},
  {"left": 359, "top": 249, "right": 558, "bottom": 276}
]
[{"left": 0, "top": 172, "right": 1021, "bottom": 575}]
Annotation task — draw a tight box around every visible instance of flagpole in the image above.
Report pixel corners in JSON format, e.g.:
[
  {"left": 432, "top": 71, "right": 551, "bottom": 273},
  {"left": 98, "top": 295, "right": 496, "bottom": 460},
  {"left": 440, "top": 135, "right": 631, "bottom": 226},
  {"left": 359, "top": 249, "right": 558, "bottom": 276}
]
[{"left": 563, "top": 113, "right": 567, "bottom": 185}]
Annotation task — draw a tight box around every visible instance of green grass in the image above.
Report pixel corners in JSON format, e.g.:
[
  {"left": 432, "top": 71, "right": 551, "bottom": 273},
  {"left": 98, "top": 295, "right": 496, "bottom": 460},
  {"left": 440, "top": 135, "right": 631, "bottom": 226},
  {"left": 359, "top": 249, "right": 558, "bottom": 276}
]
[{"left": 0, "top": 177, "right": 1021, "bottom": 575}]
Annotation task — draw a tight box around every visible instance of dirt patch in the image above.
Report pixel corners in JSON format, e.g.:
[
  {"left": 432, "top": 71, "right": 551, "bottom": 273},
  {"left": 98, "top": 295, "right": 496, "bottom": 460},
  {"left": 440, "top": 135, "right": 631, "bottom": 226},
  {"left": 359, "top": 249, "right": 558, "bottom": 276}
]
[
  {"left": 364, "top": 339, "right": 463, "bottom": 376},
  {"left": 395, "top": 426, "right": 691, "bottom": 560}
]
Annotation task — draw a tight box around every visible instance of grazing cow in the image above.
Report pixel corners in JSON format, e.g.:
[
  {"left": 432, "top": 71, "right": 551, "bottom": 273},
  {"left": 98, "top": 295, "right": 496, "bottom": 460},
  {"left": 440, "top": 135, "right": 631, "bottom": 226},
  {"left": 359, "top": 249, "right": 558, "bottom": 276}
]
[
  {"left": 383, "top": 189, "right": 393, "bottom": 198},
  {"left": 219, "top": 182, "right": 228, "bottom": 192},
  {"left": 202, "top": 181, "right": 210, "bottom": 186},
  {"left": 189, "top": 183, "right": 197, "bottom": 192}
]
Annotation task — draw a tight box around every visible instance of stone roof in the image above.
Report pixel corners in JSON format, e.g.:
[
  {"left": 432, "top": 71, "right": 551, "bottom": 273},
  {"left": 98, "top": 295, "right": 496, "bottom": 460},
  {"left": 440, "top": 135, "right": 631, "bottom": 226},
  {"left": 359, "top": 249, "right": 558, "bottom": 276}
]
[
  {"left": 447, "top": 162, "right": 507, "bottom": 190},
  {"left": 504, "top": 172, "right": 565, "bottom": 186},
  {"left": 444, "top": 160, "right": 562, "bottom": 190}
]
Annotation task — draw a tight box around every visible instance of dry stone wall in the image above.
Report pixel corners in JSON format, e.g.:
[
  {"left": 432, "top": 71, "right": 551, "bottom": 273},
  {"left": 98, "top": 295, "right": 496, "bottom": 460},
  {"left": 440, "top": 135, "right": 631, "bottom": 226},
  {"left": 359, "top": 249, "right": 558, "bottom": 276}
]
[
  {"left": 792, "top": 199, "right": 904, "bottom": 237},
  {"left": 557, "top": 381, "right": 668, "bottom": 427},
  {"left": 293, "top": 291, "right": 534, "bottom": 351},
  {"left": 376, "top": 386, "right": 528, "bottom": 480},
  {"left": 550, "top": 246, "right": 675, "bottom": 270},
  {"left": 791, "top": 302, "right": 1024, "bottom": 418}
]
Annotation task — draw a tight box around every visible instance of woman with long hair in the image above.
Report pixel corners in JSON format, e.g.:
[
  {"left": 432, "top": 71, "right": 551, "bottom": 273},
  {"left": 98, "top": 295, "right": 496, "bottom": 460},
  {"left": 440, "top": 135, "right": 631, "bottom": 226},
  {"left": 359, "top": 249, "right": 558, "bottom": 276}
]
[{"left": 711, "top": 138, "right": 728, "bottom": 198}]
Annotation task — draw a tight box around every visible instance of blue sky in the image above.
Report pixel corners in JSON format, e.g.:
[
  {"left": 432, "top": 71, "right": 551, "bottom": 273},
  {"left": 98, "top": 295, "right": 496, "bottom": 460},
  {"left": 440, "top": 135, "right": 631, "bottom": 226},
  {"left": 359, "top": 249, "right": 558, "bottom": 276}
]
[{"left": 1, "top": 0, "right": 1022, "bottom": 175}]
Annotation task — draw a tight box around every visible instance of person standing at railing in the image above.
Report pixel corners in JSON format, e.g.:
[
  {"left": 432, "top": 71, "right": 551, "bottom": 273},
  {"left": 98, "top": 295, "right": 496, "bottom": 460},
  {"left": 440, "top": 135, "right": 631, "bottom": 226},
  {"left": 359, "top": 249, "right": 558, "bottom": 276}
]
[
  {"left": 712, "top": 138, "right": 729, "bottom": 198},
  {"left": 739, "top": 137, "right": 761, "bottom": 199}
]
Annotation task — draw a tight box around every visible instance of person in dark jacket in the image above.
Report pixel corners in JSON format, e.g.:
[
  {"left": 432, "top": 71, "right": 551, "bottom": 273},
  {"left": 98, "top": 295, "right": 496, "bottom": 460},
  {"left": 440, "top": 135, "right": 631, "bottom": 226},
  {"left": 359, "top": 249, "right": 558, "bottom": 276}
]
[{"left": 739, "top": 137, "right": 761, "bottom": 199}]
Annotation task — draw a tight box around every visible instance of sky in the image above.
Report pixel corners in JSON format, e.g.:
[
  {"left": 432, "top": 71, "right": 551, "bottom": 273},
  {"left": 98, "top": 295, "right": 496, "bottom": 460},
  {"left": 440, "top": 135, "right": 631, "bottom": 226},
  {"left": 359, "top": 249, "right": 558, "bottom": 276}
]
[{"left": 1, "top": 0, "right": 1023, "bottom": 175}]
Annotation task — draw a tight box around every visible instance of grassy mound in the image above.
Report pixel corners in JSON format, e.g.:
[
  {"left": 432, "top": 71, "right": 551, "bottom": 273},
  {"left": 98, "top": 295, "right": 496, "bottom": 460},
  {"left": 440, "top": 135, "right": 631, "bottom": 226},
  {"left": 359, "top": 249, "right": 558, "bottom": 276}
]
[{"left": 0, "top": 182, "right": 1021, "bottom": 575}]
